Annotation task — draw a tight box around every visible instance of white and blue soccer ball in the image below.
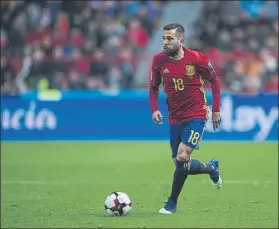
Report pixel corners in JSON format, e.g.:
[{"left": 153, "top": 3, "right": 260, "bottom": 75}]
[{"left": 104, "top": 192, "right": 132, "bottom": 216}]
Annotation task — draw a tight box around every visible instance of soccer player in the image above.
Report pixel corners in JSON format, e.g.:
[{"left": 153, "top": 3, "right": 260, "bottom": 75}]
[{"left": 148, "top": 23, "right": 222, "bottom": 215}]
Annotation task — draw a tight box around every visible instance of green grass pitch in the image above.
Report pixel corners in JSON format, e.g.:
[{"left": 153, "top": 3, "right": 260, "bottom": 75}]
[{"left": 1, "top": 142, "right": 278, "bottom": 228}]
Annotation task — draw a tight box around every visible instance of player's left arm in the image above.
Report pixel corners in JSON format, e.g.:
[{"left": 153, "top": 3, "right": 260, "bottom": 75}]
[
  {"left": 149, "top": 56, "right": 163, "bottom": 124},
  {"left": 199, "top": 59, "right": 221, "bottom": 131}
]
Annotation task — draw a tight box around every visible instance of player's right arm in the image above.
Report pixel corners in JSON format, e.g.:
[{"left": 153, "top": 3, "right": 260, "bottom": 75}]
[{"left": 149, "top": 55, "right": 163, "bottom": 124}]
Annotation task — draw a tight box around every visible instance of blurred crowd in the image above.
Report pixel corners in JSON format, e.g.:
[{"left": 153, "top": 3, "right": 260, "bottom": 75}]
[
  {"left": 1, "top": 0, "right": 165, "bottom": 95},
  {"left": 1, "top": 1, "right": 278, "bottom": 95},
  {"left": 189, "top": 0, "right": 278, "bottom": 94}
]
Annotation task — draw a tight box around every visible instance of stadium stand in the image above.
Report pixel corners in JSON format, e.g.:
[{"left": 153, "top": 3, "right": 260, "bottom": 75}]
[{"left": 1, "top": 1, "right": 278, "bottom": 95}]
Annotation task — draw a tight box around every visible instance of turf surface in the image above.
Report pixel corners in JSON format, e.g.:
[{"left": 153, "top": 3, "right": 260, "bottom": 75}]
[{"left": 1, "top": 142, "right": 278, "bottom": 228}]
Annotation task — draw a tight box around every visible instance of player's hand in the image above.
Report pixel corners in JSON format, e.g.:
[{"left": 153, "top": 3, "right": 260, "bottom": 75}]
[
  {"left": 212, "top": 112, "right": 221, "bottom": 131},
  {"left": 152, "top": 110, "right": 163, "bottom": 125}
]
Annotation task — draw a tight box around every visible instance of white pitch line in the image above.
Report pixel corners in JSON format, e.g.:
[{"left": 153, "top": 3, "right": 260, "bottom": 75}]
[
  {"left": 201, "top": 179, "right": 274, "bottom": 186},
  {"left": 1, "top": 180, "right": 79, "bottom": 185},
  {"left": 2, "top": 180, "right": 275, "bottom": 186}
]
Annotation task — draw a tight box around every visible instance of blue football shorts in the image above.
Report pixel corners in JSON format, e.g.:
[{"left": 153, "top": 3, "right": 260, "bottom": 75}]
[{"left": 169, "top": 118, "right": 206, "bottom": 158}]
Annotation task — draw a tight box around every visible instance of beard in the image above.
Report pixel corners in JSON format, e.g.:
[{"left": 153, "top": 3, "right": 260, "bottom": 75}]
[{"left": 164, "top": 46, "right": 180, "bottom": 57}]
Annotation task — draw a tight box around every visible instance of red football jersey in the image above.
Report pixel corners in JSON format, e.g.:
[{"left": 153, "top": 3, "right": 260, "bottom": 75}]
[{"left": 149, "top": 47, "right": 221, "bottom": 124}]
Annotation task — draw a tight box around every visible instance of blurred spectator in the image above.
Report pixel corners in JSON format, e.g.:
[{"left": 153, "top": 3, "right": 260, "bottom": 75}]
[
  {"left": 136, "top": 5, "right": 154, "bottom": 36},
  {"left": 116, "top": 47, "right": 136, "bottom": 88},
  {"left": 1, "top": 55, "right": 17, "bottom": 95},
  {"left": 51, "top": 72, "right": 69, "bottom": 90},
  {"left": 55, "top": 10, "right": 69, "bottom": 41},
  {"left": 123, "top": 19, "right": 149, "bottom": 49},
  {"left": 39, "top": 7, "right": 52, "bottom": 29},
  {"left": 15, "top": 48, "right": 46, "bottom": 93},
  {"left": 262, "top": 74, "right": 278, "bottom": 93},
  {"left": 104, "top": 20, "right": 125, "bottom": 50},
  {"left": 70, "top": 48, "right": 90, "bottom": 75},
  {"left": 40, "top": 35, "right": 53, "bottom": 57},
  {"left": 89, "top": 48, "right": 109, "bottom": 81},
  {"left": 68, "top": 70, "right": 84, "bottom": 90},
  {"left": 107, "top": 66, "right": 122, "bottom": 90},
  {"left": 68, "top": 27, "right": 85, "bottom": 48}
]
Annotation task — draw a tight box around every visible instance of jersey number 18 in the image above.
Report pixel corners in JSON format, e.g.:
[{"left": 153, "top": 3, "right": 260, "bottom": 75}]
[{"left": 172, "top": 78, "right": 184, "bottom": 91}]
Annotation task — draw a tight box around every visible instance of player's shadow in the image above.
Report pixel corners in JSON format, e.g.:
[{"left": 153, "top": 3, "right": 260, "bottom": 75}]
[
  {"left": 89, "top": 212, "right": 160, "bottom": 218},
  {"left": 123, "top": 212, "right": 159, "bottom": 218}
]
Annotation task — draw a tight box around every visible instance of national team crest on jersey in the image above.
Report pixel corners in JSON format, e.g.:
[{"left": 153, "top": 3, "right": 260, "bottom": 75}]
[{"left": 186, "top": 65, "right": 195, "bottom": 77}]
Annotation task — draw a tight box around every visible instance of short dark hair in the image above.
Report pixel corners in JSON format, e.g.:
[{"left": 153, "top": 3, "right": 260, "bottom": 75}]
[{"left": 163, "top": 23, "right": 185, "bottom": 36}]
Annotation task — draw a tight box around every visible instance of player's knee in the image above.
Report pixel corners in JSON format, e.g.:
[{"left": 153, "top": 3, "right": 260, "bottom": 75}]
[
  {"left": 177, "top": 143, "right": 192, "bottom": 162},
  {"left": 177, "top": 153, "right": 188, "bottom": 162}
]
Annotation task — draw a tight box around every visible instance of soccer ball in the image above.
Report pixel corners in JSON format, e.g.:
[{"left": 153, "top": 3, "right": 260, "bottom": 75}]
[{"left": 104, "top": 192, "right": 132, "bottom": 216}]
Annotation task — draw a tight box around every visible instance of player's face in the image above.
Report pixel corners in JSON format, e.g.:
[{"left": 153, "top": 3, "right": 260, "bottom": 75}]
[{"left": 162, "top": 30, "right": 183, "bottom": 57}]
